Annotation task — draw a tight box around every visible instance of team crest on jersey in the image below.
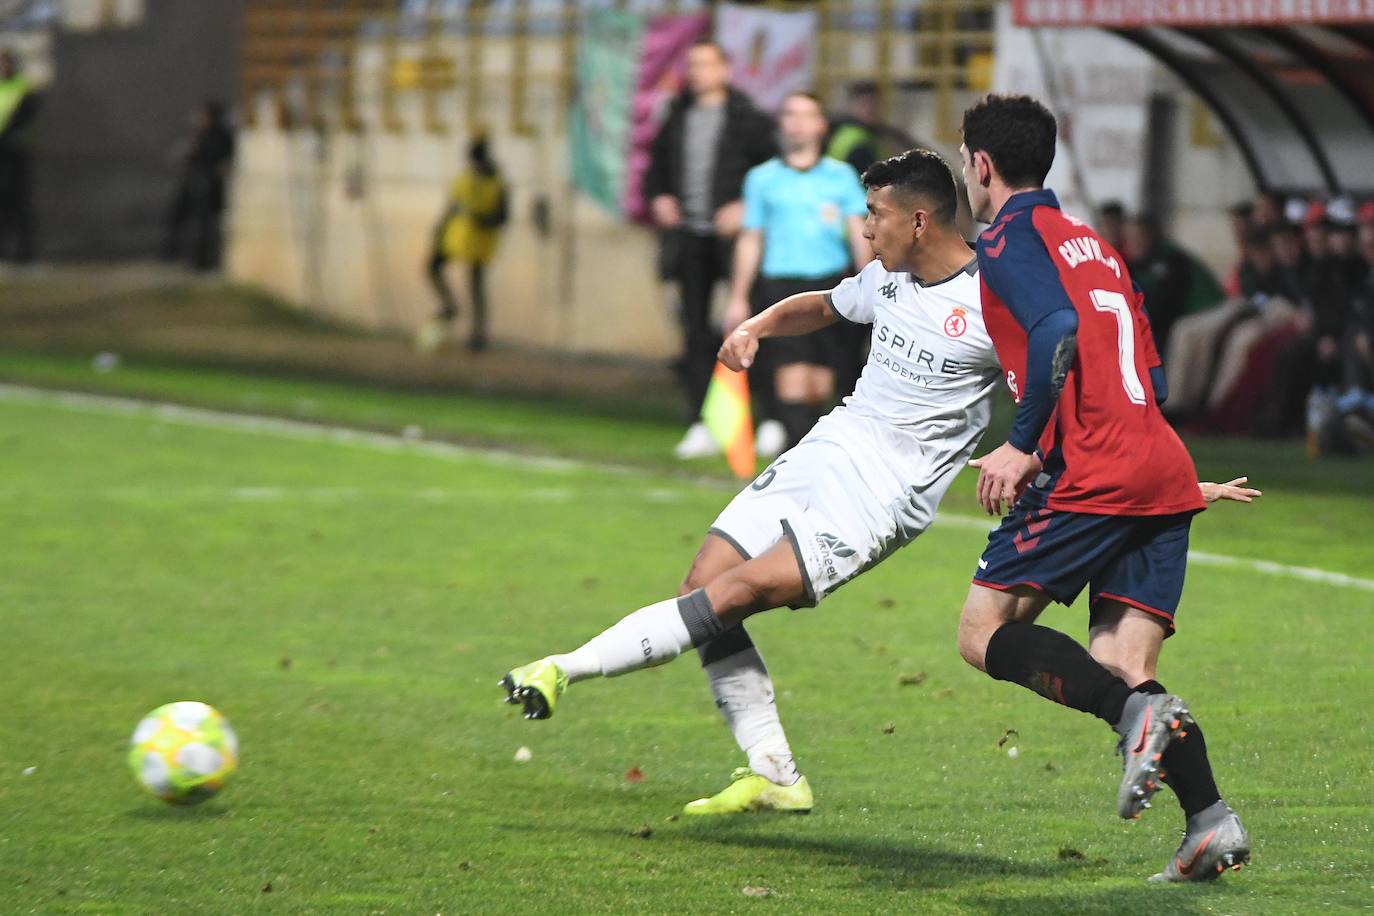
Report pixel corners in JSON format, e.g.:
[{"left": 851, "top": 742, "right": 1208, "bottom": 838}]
[
  {"left": 943, "top": 306, "right": 968, "bottom": 338},
  {"left": 879, "top": 282, "right": 898, "bottom": 300},
  {"left": 819, "top": 202, "right": 840, "bottom": 225}
]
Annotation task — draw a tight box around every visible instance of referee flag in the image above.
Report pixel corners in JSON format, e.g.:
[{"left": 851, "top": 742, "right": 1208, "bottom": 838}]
[{"left": 700, "top": 361, "right": 756, "bottom": 479}]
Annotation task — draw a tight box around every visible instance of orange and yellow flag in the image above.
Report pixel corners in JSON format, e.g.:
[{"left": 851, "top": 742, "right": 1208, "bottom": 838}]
[{"left": 700, "top": 361, "right": 755, "bottom": 480}]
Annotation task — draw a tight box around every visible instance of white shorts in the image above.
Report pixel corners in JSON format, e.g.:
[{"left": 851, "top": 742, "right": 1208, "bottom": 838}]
[{"left": 709, "top": 411, "right": 962, "bottom": 605}]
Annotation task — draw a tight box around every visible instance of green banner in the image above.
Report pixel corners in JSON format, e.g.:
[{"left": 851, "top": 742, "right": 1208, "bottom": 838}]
[{"left": 568, "top": 9, "right": 643, "bottom": 215}]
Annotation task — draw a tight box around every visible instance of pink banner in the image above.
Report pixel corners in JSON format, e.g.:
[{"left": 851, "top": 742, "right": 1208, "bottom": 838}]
[{"left": 623, "top": 12, "right": 712, "bottom": 223}]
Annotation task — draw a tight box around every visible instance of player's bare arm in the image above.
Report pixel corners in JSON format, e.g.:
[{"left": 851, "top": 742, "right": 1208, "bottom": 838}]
[{"left": 718, "top": 292, "right": 837, "bottom": 371}]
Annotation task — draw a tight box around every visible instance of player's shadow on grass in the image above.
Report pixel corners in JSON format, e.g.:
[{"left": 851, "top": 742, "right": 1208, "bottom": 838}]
[
  {"left": 681, "top": 829, "right": 1215, "bottom": 911},
  {"left": 671, "top": 826, "right": 1067, "bottom": 889}
]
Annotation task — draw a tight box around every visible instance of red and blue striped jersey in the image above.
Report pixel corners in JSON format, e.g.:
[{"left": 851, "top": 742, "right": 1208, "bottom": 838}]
[{"left": 976, "top": 190, "right": 1204, "bottom": 516}]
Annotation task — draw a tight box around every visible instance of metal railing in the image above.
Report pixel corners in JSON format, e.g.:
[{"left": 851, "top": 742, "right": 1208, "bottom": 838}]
[{"left": 241, "top": 0, "right": 996, "bottom": 137}]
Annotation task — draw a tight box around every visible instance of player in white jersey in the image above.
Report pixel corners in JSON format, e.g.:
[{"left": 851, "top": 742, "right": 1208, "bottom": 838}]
[
  {"left": 497, "top": 151, "right": 1256, "bottom": 815},
  {"left": 499, "top": 150, "right": 996, "bottom": 813}
]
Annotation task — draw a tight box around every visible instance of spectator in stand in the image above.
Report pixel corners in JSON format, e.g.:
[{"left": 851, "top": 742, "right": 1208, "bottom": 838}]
[
  {"left": 1334, "top": 215, "right": 1374, "bottom": 451},
  {"left": 1097, "top": 199, "right": 1126, "bottom": 253},
  {"left": 1270, "top": 222, "right": 1312, "bottom": 306},
  {"left": 1303, "top": 208, "right": 1374, "bottom": 456},
  {"left": 1301, "top": 201, "right": 1331, "bottom": 264},
  {"left": 0, "top": 47, "right": 40, "bottom": 264},
  {"left": 1326, "top": 212, "right": 1367, "bottom": 295},
  {"left": 1222, "top": 201, "right": 1253, "bottom": 299},
  {"left": 1237, "top": 225, "right": 1287, "bottom": 298},
  {"left": 1253, "top": 216, "right": 1344, "bottom": 439},
  {"left": 163, "top": 100, "right": 235, "bottom": 271},
  {"left": 1251, "top": 190, "right": 1284, "bottom": 229},
  {"left": 1165, "top": 225, "right": 1294, "bottom": 420},
  {"left": 644, "top": 40, "right": 777, "bottom": 460},
  {"left": 1123, "top": 212, "right": 1224, "bottom": 356}
]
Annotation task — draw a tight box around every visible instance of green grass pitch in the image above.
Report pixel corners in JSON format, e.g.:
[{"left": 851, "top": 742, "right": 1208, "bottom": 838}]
[{"left": 1, "top": 356, "right": 1371, "bottom": 914}]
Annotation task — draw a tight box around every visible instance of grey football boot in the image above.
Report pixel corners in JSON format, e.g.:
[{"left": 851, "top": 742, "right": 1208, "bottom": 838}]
[
  {"left": 1115, "top": 693, "right": 1193, "bottom": 819},
  {"left": 1150, "top": 801, "right": 1250, "bottom": 881}
]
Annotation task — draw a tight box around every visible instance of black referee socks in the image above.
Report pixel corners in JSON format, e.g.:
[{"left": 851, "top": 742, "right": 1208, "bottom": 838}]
[{"left": 775, "top": 401, "right": 821, "bottom": 450}]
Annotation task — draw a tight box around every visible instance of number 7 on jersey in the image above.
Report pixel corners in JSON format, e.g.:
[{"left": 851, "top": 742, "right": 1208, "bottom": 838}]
[{"left": 1089, "top": 288, "right": 1148, "bottom": 406}]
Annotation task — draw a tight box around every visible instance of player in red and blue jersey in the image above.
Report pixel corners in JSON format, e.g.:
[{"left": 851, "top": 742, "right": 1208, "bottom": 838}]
[{"left": 955, "top": 94, "right": 1252, "bottom": 882}]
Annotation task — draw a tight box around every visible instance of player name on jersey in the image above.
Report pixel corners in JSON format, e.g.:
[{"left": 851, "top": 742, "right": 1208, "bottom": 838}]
[{"left": 1055, "top": 233, "right": 1123, "bottom": 278}]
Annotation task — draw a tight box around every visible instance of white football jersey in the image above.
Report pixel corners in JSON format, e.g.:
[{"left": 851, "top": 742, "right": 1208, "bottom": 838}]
[{"left": 823, "top": 257, "right": 1001, "bottom": 488}]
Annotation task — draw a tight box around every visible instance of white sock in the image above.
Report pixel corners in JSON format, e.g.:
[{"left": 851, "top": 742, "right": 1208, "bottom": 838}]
[
  {"left": 550, "top": 597, "right": 695, "bottom": 683},
  {"left": 702, "top": 642, "right": 798, "bottom": 786}
]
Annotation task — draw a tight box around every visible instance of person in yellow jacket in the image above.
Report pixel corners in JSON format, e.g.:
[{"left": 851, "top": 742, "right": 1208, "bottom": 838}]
[
  {"left": 419, "top": 137, "right": 508, "bottom": 353},
  {"left": 0, "top": 48, "right": 40, "bottom": 263}
]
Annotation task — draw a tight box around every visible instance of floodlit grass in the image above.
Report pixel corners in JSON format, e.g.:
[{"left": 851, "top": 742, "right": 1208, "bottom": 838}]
[{"left": 1, "top": 356, "right": 1371, "bottom": 913}]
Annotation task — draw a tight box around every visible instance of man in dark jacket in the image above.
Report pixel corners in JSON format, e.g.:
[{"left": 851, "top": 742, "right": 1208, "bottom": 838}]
[
  {"left": 643, "top": 40, "right": 776, "bottom": 459},
  {"left": 164, "top": 101, "right": 235, "bottom": 271},
  {"left": 1123, "top": 213, "right": 1223, "bottom": 356}
]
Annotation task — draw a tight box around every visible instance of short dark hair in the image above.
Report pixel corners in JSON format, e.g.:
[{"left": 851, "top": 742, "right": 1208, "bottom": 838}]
[
  {"left": 1274, "top": 220, "right": 1303, "bottom": 239},
  {"left": 961, "top": 94, "right": 1057, "bottom": 190},
  {"left": 781, "top": 89, "right": 824, "bottom": 109},
  {"left": 1130, "top": 211, "right": 1162, "bottom": 237},
  {"left": 1099, "top": 200, "right": 1126, "bottom": 221},
  {"left": 861, "top": 148, "right": 958, "bottom": 225}
]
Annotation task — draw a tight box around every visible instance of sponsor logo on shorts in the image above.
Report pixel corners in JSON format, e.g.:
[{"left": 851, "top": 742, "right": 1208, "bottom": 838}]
[
  {"left": 814, "top": 531, "right": 856, "bottom": 582},
  {"left": 977, "top": 558, "right": 988, "bottom": 570}
]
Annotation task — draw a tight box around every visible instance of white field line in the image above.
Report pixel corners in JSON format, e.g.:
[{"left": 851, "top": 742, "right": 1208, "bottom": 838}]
[
  {"left": 4, "top": 382, "right": 1372, "bottom": 594},
  {"left": 930, "top": 513, "right": 1374, "bottom": 593}
]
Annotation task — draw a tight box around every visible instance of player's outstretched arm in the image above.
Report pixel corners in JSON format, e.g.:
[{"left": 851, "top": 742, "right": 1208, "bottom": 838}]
[
  {"left": 1199, "top": 477, "right": 1262, "bottom": 504},
  {"left": 718, "top": 293, "right": 837, "bottom": 371}
]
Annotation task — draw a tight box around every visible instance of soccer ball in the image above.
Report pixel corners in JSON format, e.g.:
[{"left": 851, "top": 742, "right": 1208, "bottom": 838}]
[{"left": 128, "top": 701, "right": 238, "bottom": 805}]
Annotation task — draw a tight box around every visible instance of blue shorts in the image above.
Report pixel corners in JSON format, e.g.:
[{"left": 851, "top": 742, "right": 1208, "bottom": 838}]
[{"left": 972, "top": 506, "right": 1198, "bottom": 633}]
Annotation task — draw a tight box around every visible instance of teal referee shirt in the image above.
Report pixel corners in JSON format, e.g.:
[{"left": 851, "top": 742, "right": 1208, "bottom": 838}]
[{"left": 741, "top": 156, "right": 868, "bottom": 280}]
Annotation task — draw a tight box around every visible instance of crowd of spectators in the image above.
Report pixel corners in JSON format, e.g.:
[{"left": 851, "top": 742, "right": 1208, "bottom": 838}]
[{"left": 1144, "top": 192, "right": 1374, "bottom": 457}]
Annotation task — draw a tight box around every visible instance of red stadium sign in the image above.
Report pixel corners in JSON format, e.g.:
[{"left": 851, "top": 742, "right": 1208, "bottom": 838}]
[{"left": 1012, "top": 0, "right": 1374, "bottom": 27}]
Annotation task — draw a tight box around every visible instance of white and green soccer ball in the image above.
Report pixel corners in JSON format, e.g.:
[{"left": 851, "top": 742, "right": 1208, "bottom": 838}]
[{"left": 128, "top": 701, "right": 238, "bottom": 805}]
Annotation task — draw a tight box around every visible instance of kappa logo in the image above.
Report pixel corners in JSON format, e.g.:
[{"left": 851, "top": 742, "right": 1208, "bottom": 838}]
[{"left": 878, "top": 282, "right": 898, "bottom": 301}]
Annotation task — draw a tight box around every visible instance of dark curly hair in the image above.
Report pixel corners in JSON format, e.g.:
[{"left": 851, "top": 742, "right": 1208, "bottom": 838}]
[
  {"left": 961, "top": 94, "right": 1057, "bottom": 190},
  {"left": 860, "top": 148, "right": 958, "bottom": 225}
]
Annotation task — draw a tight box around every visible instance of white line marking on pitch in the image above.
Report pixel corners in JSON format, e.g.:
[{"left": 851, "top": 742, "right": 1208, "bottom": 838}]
[{"left": 3, "top": 382, "right": 1370, "bottom": 594}]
